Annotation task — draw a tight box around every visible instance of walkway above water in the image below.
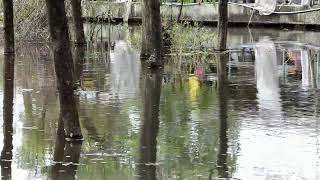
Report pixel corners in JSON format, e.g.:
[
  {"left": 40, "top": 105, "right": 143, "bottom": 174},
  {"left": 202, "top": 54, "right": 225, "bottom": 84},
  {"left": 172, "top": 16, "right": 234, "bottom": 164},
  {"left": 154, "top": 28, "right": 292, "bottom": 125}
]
[{"left": 82, "top": 2, "right": 320, "bottom": 28}]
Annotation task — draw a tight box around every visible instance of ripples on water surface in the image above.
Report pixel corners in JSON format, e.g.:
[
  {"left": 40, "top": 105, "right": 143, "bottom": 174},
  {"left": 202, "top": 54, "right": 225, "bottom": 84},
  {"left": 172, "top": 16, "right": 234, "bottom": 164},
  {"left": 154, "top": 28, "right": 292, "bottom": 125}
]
[{"left": 0, "top": 26, "right": 320, "bottom": 179}]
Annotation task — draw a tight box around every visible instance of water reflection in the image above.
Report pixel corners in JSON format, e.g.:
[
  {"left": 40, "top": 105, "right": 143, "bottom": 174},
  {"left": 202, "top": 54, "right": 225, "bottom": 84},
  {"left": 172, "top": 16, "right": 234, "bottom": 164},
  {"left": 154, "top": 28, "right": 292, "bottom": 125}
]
[
  {"left": 254, "top": 38, "right": 282, "bottom": 114},
  {"left": 137, "top": 67, "right": 162, "bottom": 180},
  {"left": 216, "top": 53, "right": 229, "bottom": 179},
  {"left": 2, "top": 26, "right": 320, "bottom": 179},
  {"left": 51, "top": 119, "right": 82, "bottom": 180},
  {"left": 110, "top": 41, "right": 140, "bottom": 100},
  {"left": 1, "top": 54, "right": 15, "bottom": 180}
]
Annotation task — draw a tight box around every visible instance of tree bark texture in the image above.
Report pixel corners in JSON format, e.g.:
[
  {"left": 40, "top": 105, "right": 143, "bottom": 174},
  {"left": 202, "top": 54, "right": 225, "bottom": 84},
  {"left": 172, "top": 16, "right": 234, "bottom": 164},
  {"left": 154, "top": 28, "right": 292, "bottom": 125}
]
[
  {"left": 216, "top": 0, "right": 228, "bottom": 51},
  {"left": 141, "top": 0, "right": 162, "bottom": 65},
  {"left": 73, "top": 45, "right": 85, "bottom": 81},
  {"left": 2, "top": 0, "right": 15, "bottom": 172},
  {"left": 45, "top": 0, "right": 82, "bottom": 138},
  {"left": 1, "top": 54, "right": 15, "bottom": 180},
  {"left": 2, "top": 0, "right": 15, "bottom": 54},
  {"left": 71, "top": 0, "right": 86, "bottom": 44}
]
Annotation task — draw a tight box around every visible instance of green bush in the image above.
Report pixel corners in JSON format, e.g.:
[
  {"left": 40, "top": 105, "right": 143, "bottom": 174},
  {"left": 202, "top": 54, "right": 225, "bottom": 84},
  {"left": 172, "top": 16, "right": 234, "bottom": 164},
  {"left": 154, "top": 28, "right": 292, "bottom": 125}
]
[{"left": 163, "top": 20, "right": 215, "bottom": 54}]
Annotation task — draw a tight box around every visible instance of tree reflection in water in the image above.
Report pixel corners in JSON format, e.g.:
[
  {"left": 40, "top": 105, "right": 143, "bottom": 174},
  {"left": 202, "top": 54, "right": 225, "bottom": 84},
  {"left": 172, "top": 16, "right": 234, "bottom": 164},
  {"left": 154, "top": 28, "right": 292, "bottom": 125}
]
[
  {"left": 51, "top": 118, "right": 82, "bottom": 180},
  {"left": 1, "top": 54, "right": 15, "bottom": 180},
  {"left": 216, "top": 52, "right": 230, "bottom": 179},
  {"left": 137, "top": 67, "right": 162, "bottom": 180}
]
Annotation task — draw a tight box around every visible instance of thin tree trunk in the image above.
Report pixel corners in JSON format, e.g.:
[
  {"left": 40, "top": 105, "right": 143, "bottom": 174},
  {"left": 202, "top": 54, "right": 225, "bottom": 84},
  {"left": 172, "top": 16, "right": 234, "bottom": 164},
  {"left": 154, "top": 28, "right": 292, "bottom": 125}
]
[
  {"left": 217, "top": 53, "right": 228, "bottom": 88},
  {"left": 3, "top": 0, "right": 14, "bottom": 54},
  {"left": 1, "top": 0, "right": 15, "bottom": 178},
  {"left": 141, "top": 0, "right": 162, "bottom": 66},
  {"left": 71, "top": 0, "right": 86, "bottom": 45},
  {"left": 45, "top": 0, "right": 82, "bottom": 139},
  {"left": 73, "top": 45, "right": 85, "bottom": 81},
  {"left": 1, "top": 54, "right": 14, "bottom": 180},
  {"left": 216, "top": 0, "right": 228, "bottom": 51}
]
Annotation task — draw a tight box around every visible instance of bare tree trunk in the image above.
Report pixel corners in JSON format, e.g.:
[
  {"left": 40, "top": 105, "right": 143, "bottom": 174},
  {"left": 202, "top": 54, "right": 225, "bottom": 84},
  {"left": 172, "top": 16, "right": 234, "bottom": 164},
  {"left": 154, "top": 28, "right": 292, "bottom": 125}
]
[
  {"left": 2, "top": 0, "right": 15, "bottom": 54},
  {"left": 1, "top": 0, "right": 15, "bottom": 177},
  {"left": 73, "top": 45, "right": 85, "bottom": 81},
  {"left": 217, "top": 53, "right": 228, "bottom": 88},
  {"left": 216, "top": 0, "right": 228, "bottom": 51},
  {"left": 45, "top": 0, "right": 82, "bottom": 139},
  {"left": 1, "top": 54, "right": 14, "bottom": 180},
  {"left": 141, "top": 0, "right": 162, "bottom": 66},
  {"left": 71, "top": 0, "right": 86, "bottom": 45}
]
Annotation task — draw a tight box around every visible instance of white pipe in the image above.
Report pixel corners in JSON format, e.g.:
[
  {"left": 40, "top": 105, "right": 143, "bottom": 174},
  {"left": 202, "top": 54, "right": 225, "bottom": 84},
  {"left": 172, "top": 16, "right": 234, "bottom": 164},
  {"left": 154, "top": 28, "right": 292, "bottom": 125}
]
[
  {"left": 163, "top": 2, "right": 320, "bottom": 15},
  {"left": 229, "top": 2, "right": 320, "bottom": 15}
]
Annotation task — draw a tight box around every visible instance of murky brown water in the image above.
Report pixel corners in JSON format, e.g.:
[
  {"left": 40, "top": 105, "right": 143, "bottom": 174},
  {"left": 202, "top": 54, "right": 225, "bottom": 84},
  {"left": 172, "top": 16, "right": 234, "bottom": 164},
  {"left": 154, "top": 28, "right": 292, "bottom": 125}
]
[{"left": 0, "top": 25, "right": 320, "bottom": 179}]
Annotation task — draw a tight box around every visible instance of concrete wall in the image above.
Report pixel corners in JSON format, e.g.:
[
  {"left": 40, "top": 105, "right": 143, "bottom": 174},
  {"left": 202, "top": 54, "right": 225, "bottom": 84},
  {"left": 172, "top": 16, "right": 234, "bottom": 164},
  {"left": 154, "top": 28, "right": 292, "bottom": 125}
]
[
  {"left": 82, "top": 2, "right": 320, "bottom": 26},
  {"left": 82, "top": 23, "right": 320, "bottom": 48}
]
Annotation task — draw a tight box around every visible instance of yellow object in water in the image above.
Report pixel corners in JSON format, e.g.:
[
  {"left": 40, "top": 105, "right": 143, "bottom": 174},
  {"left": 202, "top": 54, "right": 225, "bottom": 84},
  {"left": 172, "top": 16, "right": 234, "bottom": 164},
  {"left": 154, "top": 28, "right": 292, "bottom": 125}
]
[
  {"left": 81, "top": 78, "right": 97, "bottom": 90},
  {"left": 189, "top": 76, "right": 200, "bottom": 105}
]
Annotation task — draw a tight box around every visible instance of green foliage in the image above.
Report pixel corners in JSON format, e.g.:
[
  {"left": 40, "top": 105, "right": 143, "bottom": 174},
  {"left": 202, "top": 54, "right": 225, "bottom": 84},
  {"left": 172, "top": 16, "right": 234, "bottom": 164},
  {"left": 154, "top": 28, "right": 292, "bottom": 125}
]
[{"left": 163, "top": 20, "right": 215, "bottom": 54}]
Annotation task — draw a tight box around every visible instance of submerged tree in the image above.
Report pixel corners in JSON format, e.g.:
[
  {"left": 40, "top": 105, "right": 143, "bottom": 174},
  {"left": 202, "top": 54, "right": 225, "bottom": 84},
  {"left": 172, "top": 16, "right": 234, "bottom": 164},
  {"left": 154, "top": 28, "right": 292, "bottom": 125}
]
[
  {"left": 73, "top": 45, "right": 86, "bottom": 81},
  {"left": 1, "top": 0, "right": 15, "bottom": 178},
  {"left": 216, "top": 0, "right": 228, "bottom": 51},
  {"left": 71, "top": 0, "right": 86, "bottom": 44},
  {"left": 45, "top": 0, "right": 82, "bottom": 139},
  {"left": 216, "top": 0, "right": 229, "bottom": 174},
  {"left": 1, "top": 55, "right": 15, "bottom": 180},
  {"left": 141, "top": 0, "right": 162, "bottom": 66}
]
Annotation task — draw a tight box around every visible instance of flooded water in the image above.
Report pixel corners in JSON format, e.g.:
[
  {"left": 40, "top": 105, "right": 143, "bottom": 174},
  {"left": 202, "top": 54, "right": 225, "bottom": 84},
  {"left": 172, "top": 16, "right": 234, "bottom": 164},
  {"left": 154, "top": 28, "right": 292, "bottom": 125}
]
[{"left": 0, "top": 25, "right": 320, "bottom": 180}]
